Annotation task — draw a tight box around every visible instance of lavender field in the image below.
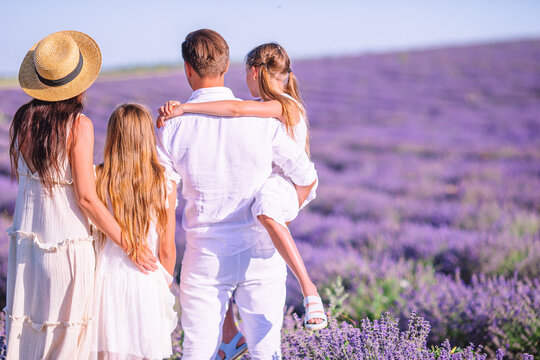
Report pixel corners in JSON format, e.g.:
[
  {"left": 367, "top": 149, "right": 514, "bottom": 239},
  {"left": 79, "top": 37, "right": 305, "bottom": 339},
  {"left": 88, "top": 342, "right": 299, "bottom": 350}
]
[{"left": 1, "top": 39, "right": 539, "bottom": 359}]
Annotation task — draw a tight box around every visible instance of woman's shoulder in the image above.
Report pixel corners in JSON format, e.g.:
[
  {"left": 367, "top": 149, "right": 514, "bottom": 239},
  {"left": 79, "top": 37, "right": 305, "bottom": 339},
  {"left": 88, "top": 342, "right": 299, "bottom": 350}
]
[
  {"left": 76, "top": 113, "right": 93, "bottom": 127},
  {"left": 68, "top": 113, "right": 94, "bottom": 145}
]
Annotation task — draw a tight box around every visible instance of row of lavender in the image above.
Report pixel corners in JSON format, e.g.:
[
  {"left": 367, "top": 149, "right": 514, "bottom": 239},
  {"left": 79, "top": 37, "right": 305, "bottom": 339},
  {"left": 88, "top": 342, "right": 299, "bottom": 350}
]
[{"left": 0, "top": 39, "right": 539, "bottom": 358}]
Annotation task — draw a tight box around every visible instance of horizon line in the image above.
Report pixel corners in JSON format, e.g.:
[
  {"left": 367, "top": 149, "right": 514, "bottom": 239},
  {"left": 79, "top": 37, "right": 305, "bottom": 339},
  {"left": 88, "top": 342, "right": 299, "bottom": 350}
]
[{"left": 0, "top": 36, "right": 537, "bottom": 86}]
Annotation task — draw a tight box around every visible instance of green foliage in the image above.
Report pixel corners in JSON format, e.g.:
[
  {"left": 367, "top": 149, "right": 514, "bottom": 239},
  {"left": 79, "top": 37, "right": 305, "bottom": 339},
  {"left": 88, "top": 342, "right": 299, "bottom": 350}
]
[
  {"left": 323, "top": 275, "right": 349, "bottom": 319},
  {"left": 498, "top": 316, "right": 540, "bottom": 358},
  {"left": 508, "top": 211, "right": 540, "bottom": 238},
  {"left": 459, "top": 202, "right": 503, "bottom": 232},
  {"left": 430, "top": 345, "right": 463, "bottom": 358},
  {"left": 349, "top": 276, "right": 405, "bottom": 321},
  {"left": 496, "top": 249, "right": 530, "bottom": 277}
]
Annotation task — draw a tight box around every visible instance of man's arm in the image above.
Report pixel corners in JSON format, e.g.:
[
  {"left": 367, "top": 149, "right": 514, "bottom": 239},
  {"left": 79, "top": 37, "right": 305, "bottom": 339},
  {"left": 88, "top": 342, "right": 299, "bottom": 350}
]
[{"left": 271, "top": 125, "right": 318, "bottom": 207}]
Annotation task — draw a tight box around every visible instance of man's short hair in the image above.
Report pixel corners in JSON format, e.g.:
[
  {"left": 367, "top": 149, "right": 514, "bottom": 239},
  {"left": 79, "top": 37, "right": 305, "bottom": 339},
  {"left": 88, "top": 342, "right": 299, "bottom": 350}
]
[{"left": 181, "top": 29, "right": 229, "bottom": 78}]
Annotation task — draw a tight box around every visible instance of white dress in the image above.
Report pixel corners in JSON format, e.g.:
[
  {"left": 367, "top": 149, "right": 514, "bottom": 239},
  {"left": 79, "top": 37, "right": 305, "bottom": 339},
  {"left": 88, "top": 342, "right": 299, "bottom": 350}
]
[
  {"left": 92, "top": 179, "right": 178, "bottom": 360},
  {"left": 251, "top": 94, "right": 317, "bottom": 227},
  {"left": 4, "top": 158, "right": 96, "bottom": 360}
]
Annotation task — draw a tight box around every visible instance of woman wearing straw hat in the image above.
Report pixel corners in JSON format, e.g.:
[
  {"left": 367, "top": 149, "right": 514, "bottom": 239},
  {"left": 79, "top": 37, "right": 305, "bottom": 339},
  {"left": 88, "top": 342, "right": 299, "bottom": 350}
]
[{"left": 5, "top": 31, "right": 158, "bottom": 359}]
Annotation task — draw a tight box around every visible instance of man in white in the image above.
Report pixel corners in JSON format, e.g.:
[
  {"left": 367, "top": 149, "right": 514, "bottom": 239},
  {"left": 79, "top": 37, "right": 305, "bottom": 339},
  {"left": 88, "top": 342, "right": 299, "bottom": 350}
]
[{"left": 156, "top": 29, "right": 317, "bottom": 359}]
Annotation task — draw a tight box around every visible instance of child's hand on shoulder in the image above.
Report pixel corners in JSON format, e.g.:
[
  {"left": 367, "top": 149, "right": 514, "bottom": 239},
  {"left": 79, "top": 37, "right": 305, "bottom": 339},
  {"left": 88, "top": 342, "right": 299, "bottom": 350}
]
[{"left": 157, "top": 100, "right": 183, "bottom": 128}]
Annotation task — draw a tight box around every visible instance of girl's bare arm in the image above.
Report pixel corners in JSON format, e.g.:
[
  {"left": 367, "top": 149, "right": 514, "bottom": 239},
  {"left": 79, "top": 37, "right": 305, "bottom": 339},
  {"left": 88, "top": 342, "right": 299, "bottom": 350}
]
[
  {"left": 159, "top": 181, "right": 177, "bottom": 277},
  {"left": 157, "top": 100, "right": 284, "bottom": 127},
  {"left": 185, "top": 100, "right": 282, "bottom": 118},
  {"left": 70, "top": 115, "right": 158, "bottom": 273}
]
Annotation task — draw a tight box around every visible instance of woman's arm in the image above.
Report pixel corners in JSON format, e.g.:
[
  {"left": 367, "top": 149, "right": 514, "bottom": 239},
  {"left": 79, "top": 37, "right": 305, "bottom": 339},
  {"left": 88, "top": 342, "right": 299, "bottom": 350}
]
[
  {"left": 157, "top": 100, "right": 284, "bottom": 127},
  {"left": 159, "top": 180, "right": 177, "bottom": 277},
  {"left": 70, "top": 115, "right": 158, "bottom": 273}
]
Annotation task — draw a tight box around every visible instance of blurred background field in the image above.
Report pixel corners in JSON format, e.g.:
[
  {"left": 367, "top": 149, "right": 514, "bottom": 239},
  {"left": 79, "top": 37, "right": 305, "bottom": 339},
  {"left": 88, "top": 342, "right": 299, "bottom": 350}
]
[{"left": 1, "top": 1, "right": 540, "bottom": 359}]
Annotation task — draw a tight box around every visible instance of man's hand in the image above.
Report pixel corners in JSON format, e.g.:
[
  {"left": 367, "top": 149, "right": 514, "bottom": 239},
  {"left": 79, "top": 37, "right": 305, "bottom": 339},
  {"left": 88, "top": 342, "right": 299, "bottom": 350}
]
[{"left": 157, "top": 100, "right": 183, "bottom": 128}]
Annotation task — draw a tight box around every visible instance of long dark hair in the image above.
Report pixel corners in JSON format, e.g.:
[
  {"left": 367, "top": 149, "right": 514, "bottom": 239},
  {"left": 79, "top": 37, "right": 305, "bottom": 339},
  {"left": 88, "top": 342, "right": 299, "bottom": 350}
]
[
  {"left": 245, "top": 43, "right": 310, "bottom": 156},
  {"left": 10, "top": 95, "right": 84, "bottom": 193}
]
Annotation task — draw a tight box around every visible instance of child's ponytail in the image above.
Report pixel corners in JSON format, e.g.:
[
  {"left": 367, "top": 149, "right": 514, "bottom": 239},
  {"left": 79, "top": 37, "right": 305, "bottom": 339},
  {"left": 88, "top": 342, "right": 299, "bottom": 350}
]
[
  {"left": 285, "top": 71, "right": 310, "bottom": 156},
  {"left": 246, "top": 43, "right": 310, "bottom": 157},
  {"left": 257, "top": 64, "right": 297, "bottom": 140},
  {"left": 284, "top": 70, "right": 302, "bottom": 106}
]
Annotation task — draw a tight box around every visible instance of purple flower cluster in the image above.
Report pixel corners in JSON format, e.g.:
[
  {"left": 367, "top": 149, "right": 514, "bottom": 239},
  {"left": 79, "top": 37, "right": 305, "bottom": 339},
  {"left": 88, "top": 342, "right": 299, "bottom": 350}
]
[
  {"left": 155, "top": 311, "right": 537, "bottom": 360},
  {"left": 276, "top": 312, "right": 532, "bottom": 360},
  {"left": 401, "top": 273, "right": 540, "bottom": 358}
]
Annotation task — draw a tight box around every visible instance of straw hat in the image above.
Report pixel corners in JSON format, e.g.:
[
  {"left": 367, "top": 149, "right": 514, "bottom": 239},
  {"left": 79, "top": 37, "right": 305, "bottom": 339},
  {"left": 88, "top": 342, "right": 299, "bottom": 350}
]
[{"left": 18, "top": 31, "right": 101, "bottom": 102}]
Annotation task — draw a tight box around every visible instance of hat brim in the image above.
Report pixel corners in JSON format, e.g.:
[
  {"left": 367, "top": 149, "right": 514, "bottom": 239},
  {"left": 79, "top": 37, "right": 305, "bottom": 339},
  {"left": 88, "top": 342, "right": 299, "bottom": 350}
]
[{"left": 18, "top": 31, "right": 102, "bottom": 102}]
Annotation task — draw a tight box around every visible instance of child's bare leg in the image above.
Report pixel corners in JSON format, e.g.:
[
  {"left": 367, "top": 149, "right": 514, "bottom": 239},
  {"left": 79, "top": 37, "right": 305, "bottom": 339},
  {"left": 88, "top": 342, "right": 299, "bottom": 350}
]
[
  {"left": 257, "top": 215, "right": 322, "bottom": 324},
  {"left": 219, "top": 299, "right": 246, "bottom": 359}
]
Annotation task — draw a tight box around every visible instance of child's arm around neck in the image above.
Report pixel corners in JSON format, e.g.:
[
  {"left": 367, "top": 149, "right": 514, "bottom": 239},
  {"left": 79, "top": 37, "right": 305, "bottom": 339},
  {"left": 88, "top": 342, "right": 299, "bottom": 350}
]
[
  {"left": 183, "top": 99, "right": 282, "bottom": 119},
  {"left": 159, "top": 99, "right": 289, "bottom": 124}
]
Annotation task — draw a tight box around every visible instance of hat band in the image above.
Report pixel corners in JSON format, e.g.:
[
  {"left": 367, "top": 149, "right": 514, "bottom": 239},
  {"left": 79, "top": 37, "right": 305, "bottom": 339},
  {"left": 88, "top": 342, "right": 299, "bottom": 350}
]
[{"left": 35, "top": 51, "right": 84, "bottom": 87}]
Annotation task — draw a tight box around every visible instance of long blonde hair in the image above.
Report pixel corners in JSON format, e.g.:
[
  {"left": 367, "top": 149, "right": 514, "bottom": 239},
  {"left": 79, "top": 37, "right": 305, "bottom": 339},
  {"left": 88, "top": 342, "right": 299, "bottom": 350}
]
[
  {"left": 245, "top": 43, "right": 310, "bottom": 156},
  {"left": 95, "top": 103, "right": 168, "bottom": 260}
]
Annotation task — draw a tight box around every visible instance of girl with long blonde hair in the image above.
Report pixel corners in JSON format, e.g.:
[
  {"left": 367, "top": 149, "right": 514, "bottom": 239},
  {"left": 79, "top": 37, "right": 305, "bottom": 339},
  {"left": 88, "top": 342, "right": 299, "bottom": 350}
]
[
  {"left": 93, "top": 103, "right": 178, "bottom": 359},
  {"left": 159, "top": 43, "right": 327, "bottom": 342}
]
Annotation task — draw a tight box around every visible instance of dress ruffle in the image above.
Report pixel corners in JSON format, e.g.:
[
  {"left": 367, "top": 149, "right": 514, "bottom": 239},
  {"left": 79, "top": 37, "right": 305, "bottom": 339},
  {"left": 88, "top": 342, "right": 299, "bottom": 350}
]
[
  {"left": 7, "top": 227, "right": 94, "bottom": 252},
  {"left": 18, "top": 170, "right": 74, "bottom": 185},
  {"left": 3, "top": 308, "right": 93, "bottom": 331}
]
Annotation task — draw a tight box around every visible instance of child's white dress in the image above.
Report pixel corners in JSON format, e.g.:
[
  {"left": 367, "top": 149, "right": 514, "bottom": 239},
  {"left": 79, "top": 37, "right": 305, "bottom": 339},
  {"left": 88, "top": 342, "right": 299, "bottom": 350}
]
[
  {"left": 92, "top": 180, "right": 178, "bottom": 360},
  {"left": 251, "top": 94, "right": 317, "bottom": 227}
]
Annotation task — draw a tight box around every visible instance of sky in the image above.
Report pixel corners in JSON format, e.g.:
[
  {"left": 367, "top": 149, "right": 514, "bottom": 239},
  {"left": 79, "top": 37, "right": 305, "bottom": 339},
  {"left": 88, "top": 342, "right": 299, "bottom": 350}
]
[{"left": 1, "top": 0, "right": 539, "bottom": 77}]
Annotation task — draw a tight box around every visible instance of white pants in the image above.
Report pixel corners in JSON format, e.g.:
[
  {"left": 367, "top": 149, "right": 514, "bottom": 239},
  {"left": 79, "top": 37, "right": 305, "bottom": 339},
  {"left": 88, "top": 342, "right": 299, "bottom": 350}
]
[{"left": 180, "top": 241, "right": 287, "bottom": 360}]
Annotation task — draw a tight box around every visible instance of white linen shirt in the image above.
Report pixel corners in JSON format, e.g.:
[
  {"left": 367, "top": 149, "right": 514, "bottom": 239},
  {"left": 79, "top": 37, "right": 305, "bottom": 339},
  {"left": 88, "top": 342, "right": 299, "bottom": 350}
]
[{"left": 155, "top": 87, "right": 317, "bottom": 256}]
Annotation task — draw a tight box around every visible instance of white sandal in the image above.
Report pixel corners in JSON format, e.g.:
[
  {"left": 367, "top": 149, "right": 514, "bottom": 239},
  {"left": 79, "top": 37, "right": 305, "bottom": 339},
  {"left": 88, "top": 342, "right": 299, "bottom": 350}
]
[
  {"left": 303, "top": 295, "right": 328, "bottom": 331},
  {"left": 214, "top": 331, "right": 248, "bottom": 360}
]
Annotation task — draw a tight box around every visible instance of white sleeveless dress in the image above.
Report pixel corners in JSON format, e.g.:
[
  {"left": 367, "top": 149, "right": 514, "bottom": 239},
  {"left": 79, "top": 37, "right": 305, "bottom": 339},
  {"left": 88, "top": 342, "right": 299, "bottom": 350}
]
[
  {"left": 91, "top": 178, "right": 178, "bottom": 360},
  {"left": 251, "top": 94, "right": 317, "bottom": 227},
  {"left": 4, "top": 157, "right": 96, "bottom": 360}
]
